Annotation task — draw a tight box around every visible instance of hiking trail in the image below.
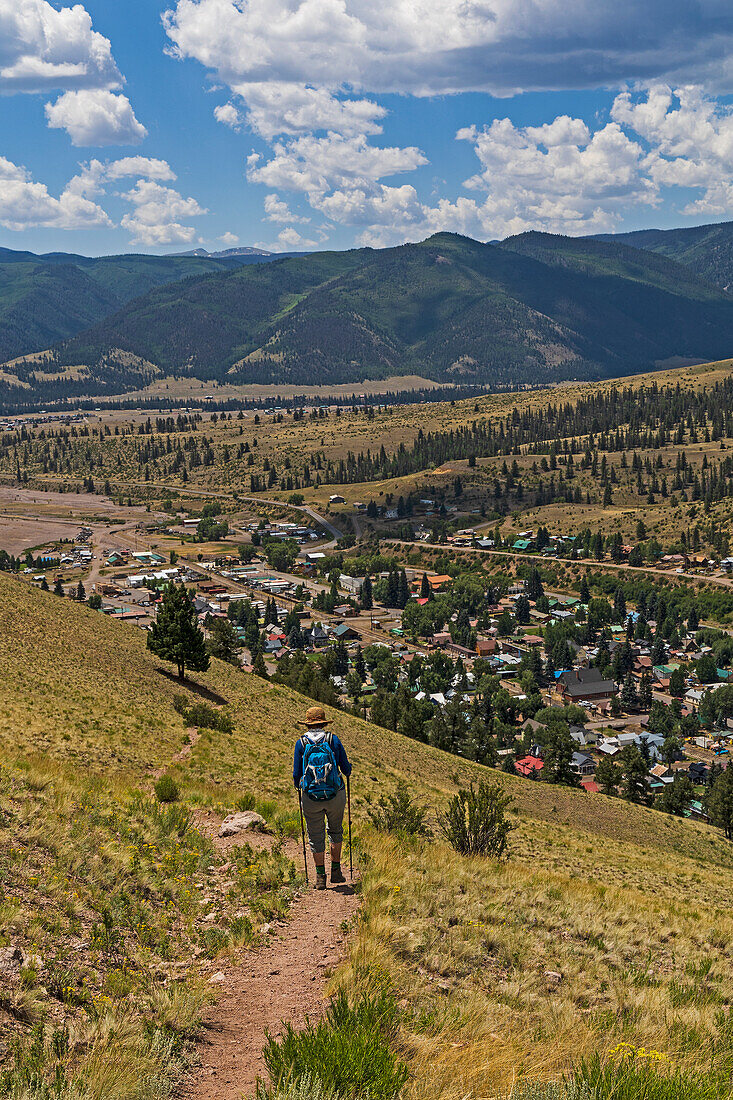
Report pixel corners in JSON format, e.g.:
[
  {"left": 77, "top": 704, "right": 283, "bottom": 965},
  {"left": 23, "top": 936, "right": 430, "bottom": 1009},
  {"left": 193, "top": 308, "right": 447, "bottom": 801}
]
[{"left": 178, "top": 811, "right": 360, "bottom": 1100}]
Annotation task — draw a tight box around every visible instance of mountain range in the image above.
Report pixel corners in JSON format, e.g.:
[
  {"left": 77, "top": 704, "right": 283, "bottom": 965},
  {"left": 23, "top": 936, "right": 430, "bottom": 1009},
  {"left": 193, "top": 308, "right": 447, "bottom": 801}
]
[{"left": 3, "top": 220, "right": 733, "bottom": 405}]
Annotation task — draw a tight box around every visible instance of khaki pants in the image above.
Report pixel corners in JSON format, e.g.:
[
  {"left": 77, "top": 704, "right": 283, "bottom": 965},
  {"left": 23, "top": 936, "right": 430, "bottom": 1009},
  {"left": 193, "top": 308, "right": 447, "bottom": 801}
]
[{"left": 301, "top": 785, "right": 346, "bottom": 853}]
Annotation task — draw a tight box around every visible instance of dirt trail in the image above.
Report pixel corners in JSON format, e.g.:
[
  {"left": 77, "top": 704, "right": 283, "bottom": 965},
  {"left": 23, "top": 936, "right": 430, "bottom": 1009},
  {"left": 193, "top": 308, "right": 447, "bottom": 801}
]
[{"left": 179, "top": 816, "right": 360, "bottom": 1100}]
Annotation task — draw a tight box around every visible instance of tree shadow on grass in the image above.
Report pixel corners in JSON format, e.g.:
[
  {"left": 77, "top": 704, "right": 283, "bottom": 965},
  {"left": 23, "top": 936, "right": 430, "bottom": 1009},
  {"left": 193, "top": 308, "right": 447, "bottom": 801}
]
[{"left": 155, "top": 667, "right": 229, "bottom": 706}]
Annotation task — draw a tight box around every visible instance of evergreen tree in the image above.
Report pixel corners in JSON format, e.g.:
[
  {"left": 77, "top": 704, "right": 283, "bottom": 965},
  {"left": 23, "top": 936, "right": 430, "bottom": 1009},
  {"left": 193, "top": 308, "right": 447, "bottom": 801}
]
[
  {"left": 619, "top": 745, "right": 652, "bottom": 805},
  {"left": 514, "top": 594, "right": 530, "bottom": 624},
  {"left": 638, "top": 669, "right": 652, "bottom": 710},
  {"left": 620, "top": 671, "right": 637, "bottom": 710},
  {"left": 147, "top": 583, "right": 210, "bottom": 680},
  {"left": 397, "top": 569, "right": 409, "bottom": 609},
  {"left": 386, "top": 568, "right": 399, "bottom": 608},
  {"left": 595, "top": 756, "right": 620, "bottom": 796},
  {"left": 707, "top": 765, "right": 733, "bottom": 840},
  {"left": 361, "top": 574, "right": 373, "bottom": 610},
  {"left": 542, "top": 723, "right": 579, "bottom": 786},
  {"left": 525, "top": 567, "right": 545, "bottom": 602},
  {"left": 579, "top": 575, "right": 591, "bottom": 603},
  {"left": 252, "top": 651, "right": 268, "bottom": 678},
  {"left": 657, "top": 774, "right": 695, "bottom": 817},
  {"left": 206, "top": 616, "right": 241, "bottom": 664},
  {"left": 332, "top": 641, "right": 349, "bottom": 676},
  {"left": 75, "top": 579, "right": 86, "bottom": 602},
  {"left": 354, "top": 645, "right": 366, "bottom": 682},
  {"left": 668, "top": 667, "right": 686, "bottom": 697},
  {"left": 40, "top": 577, "right": 49, "bottom": 592},
  {"left": 420, "top": 572, "right": 430, "bottom": 599},
  {"left": 53, "top": 576, "right": 64, "bottom": 596}
]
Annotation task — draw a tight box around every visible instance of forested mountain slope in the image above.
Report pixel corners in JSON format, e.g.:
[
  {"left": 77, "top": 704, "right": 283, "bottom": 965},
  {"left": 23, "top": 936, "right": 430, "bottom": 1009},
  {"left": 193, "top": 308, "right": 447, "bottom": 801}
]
[
  {"left": 0, "top": 246, "right": 269, "bottom": 364},
  {"left": 596, "top": 219, "right": 733, "bottom": 290},
  {"left": 7, "top": 231, "right": 733, "bottom": 403}
]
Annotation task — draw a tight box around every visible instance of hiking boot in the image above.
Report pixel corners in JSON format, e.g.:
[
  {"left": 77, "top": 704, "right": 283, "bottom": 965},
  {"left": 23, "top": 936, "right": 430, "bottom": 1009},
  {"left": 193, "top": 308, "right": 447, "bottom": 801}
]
[
  {"left": 330, "top": 865, "right": 346, "bottom": 884},
  {"left": 314, "top": 871, "right": 327, "bottom": 890}
]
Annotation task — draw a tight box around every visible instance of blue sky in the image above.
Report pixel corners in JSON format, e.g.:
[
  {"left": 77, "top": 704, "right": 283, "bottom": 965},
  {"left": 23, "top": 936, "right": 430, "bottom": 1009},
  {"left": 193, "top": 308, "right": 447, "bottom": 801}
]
[{"left": 2, "top": 0, "right": 733, "bottom": 255}]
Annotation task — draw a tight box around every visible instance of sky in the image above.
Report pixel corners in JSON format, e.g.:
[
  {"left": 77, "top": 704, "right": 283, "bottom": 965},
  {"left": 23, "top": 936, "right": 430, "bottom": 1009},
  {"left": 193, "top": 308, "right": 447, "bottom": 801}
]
[{"left": 2, "top": 0, "right": 733, "bottom": 256}]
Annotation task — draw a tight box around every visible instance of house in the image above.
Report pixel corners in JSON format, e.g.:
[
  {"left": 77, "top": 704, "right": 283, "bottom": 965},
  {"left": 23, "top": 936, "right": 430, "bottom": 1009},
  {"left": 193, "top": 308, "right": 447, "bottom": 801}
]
[
  {"left": 580, "top": 779, "right": 600, "bottom": 793},
  {"left": 558, "top": 667, "right": 617, "bottom": 702},
  {"left": 333, "top": 622, "right": 361, "bottom": 641},
  {"left": 306, "top": 623, "right": 330, "bottom": 647},
  {"left": 428, "top": 575, "right": 452, "bottom": 591},
  {"left": 571, "top": 752, "right": 596, "bottom": 776},
  {"left": 431, "top": 631, "right": 452, "bottom": 648},
  {"left": 329, "top": 495, "right": 346, "bottom": 504},
  {"left": 476, "top": 638, "right": 497, "bottom": 658},
  {"left": 339, "top": 574, "right": 364, "bottom": 596},
  {"left": 516, "top": 755, "right": 544, "bottom": 777},
  {"left": 512, "top": 539, "right": 531, "bottom": 551},
  {"left": 569, "top": 724, "right": 598, "bottom": 747}
]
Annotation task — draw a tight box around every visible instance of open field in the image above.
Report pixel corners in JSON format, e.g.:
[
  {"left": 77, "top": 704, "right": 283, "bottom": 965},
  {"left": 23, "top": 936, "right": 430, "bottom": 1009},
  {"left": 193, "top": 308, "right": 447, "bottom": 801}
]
[
  {"left": 3, "top": 358, "right": 733, "bottom": 541},
  {"left": 84, "top": 374, "right": 453, "bottom": 404}
]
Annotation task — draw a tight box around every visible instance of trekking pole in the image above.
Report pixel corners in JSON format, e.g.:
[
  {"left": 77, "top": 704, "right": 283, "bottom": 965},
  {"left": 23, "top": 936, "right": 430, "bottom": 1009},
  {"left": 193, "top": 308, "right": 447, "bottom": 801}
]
[
  {"left": 297, "top": 788, "right": 309, "bottom": 886},
  {"left": 347, "top": 775, "right": 353, "bottom": 882}
]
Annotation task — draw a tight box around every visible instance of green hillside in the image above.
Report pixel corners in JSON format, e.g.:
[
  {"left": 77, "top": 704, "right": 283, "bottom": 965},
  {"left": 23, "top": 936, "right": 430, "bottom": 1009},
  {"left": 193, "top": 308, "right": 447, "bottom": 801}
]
[
  {"left": 3, "top": 572, "right": 733, "bottom": 1098},
  {"left": 0, "top": 247, "right": 269, "bottom": 365},
  {"left": 596, "top": 220, "right": 733, "bottom": 290},
  {"left": 7, "top": 231, "right": 733, "bottom": 405}
]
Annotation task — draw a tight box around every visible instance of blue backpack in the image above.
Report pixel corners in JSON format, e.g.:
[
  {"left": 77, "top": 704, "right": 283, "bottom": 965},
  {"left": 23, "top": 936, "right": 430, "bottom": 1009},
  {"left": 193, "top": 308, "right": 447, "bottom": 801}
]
[{"left": 300, "top": 734, "right": 342, "bottom": 801}]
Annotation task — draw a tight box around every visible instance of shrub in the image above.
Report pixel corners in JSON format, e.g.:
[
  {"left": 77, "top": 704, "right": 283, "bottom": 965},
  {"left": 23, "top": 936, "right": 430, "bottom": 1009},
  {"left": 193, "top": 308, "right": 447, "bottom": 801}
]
[
  {"left": 235, "top": 792, "right": 257, "bottom": 811},
  {"left": 154, "top": 775, "right": 180, "bottom": 804},
  {"left": 172, "top": 695, "right": 234, "bottom": 733},
  {"left": 264, "top": 1075, "right": 344, "bottom": 1100},
  {"left": 574, "top": 1051, "right": 728, "bottom": 1100},
  {"left": 260, "top": 990, "right": 408, "bottom": 1100},
  {"left": 509, "top": 1085, "right": 591, "bottom": 1100},
  {"left": 437, "top": 779, "right": 515, "bottom": 858},
  {"left": 367, "top": 781, "right": 432, "bottom": 838}
]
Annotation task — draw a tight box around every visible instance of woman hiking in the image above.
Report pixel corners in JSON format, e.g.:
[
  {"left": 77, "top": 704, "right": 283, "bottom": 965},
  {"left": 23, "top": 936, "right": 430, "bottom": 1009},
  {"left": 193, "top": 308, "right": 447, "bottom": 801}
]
[{"left": 294, "top": 705, "right": 352, "bottom": 890}]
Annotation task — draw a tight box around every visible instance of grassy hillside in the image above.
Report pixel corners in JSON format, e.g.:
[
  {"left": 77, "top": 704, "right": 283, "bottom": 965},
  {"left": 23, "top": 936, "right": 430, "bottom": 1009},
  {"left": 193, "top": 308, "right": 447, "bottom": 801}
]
[
  {"left": 596, "top": 220, "right": 733, "bottom": 291},
  {"left": 4, "top": 572, "right": 733, "bottom": 1097},
  {"left": 8, "top": 231, "right": 733, "bottom": 405}
]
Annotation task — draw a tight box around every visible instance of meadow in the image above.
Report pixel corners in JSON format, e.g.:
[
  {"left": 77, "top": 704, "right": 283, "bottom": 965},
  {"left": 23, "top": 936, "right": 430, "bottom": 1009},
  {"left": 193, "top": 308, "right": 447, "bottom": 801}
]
[{"left": 4, "top": 572, "right": 733, "bottom": 1096}]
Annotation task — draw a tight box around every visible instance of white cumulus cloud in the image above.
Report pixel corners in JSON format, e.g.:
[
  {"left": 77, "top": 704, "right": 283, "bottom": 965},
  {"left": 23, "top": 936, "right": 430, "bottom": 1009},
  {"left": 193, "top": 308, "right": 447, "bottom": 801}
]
[
  {"left": 612, "top": 84, "right": 733, "bottom": 216},
  {"left": 264, "top": 193, "right": 310, "bottom": 223},
  {"left": 247, "top": 133, "right": 426, "bottom": 200},
  {"left": 0, "top": 154, "right": 111, "bottom": 230},
  {"left": 163, "top": 0, "right": 733, "bottom": 105},
  {"left": 214, "top": 102, "right": 243, "bottom": 129},
  {"left": 45, "top": 89, "right": 147, "bottom": 146},
  {"left": 0, "top": 0, "right": 122, "bottom": 93},
  {"left": 119, "top": 179, "right": 207, "bottom": 245}
]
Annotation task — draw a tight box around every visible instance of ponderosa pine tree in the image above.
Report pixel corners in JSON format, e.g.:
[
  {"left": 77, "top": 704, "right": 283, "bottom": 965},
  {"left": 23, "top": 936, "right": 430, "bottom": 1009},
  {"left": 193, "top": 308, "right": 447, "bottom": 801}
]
[
  {"left": 361, "top": 574, "right": 373, "bottom": 610},
  {"left": 147, "top": 582, "right": 210, "bottom": 680},
  {"left": 707, "top": 764, "right": 733, "bottom": 840}
]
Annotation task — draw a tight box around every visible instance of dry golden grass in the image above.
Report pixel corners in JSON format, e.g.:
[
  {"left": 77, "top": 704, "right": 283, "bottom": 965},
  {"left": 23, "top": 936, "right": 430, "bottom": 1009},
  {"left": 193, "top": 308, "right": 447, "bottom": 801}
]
[
  {"left": 345, "top": 827, "right": 733, "bottom": 1099},
  {"left": 5, "top": 571, "right": 733, "bottom": 1097}
]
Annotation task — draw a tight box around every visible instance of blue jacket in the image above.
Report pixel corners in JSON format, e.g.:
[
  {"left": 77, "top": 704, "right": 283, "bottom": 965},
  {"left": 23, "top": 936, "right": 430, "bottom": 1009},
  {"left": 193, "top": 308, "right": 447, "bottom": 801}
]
[{"left": 294, "top": 731, "right": 352, "bottom": 789}]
